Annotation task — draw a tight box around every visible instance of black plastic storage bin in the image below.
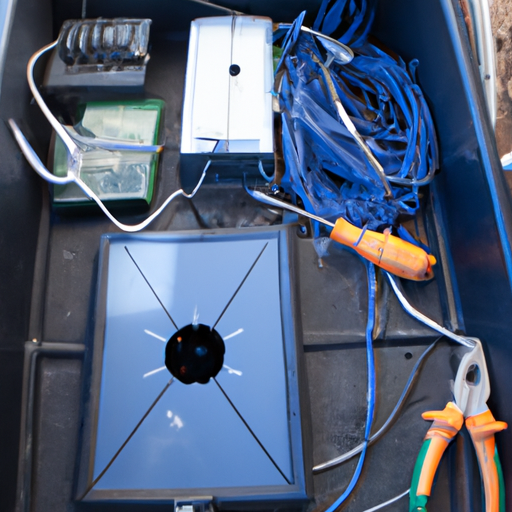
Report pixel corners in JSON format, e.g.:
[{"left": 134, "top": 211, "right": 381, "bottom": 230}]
[{"left": 1, "top": 0, "right": 512, "bottom": 511}]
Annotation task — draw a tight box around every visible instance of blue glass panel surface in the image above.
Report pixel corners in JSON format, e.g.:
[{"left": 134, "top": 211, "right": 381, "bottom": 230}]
[{"left": 93, "top": 232, "right": 293, "bottom": 491}]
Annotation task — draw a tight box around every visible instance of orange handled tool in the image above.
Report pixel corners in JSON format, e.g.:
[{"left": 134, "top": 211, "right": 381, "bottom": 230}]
[
  {"left": 330, "top": 217, "right": 436, "bottom": 280},
  {"left": 466, "top": 409, "right": 507, "bottom": 512},
  {"left": 245, "top": 187, "right": 436, "bottom": 281},
  {"left": 410, "top": 339, "right": 507, "bottom": 512}
]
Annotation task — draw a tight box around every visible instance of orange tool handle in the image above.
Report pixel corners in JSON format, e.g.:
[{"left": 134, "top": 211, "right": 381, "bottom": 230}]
[
  {"left": 410, "top": 402, "right": 464, "bottom": 512},
  {"left": 329, "top": 217, "right": 436, "bottom": 281},
  {"left": 466, "top": 409, "right": 507, "bottom": 512}
]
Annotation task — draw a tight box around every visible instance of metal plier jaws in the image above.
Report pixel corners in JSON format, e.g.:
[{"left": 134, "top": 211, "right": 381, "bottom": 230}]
[{"left": 410, "top": 339, "right": 507, "bottom": 512}]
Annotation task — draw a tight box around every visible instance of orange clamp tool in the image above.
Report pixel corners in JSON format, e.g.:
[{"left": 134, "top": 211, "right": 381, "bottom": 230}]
[
  {"left": 245, "top": 187, "right": 436, "bottom": 281},
  {"left": 330, "top": 217, "right": 436, "bottom": 281}
]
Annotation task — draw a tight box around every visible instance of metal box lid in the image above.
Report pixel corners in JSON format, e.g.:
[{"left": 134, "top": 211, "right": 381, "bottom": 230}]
[{"left": 180, "top": 15, "right": 274, "bottom": 155}]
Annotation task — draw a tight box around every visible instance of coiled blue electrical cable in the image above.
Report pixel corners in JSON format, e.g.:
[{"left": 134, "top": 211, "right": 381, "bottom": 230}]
[
  {"left": 324, "top": 261, "right": 376, "bottom": 512},
  {"left": 274, "top": 4, "right": 439, "bottom": 242},
  {"left": 312, "top": 0, "right": 377, "bottom": 48}
]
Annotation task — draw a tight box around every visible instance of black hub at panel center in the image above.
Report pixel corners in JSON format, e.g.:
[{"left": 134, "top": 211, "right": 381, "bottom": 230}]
[{"left": 165, "top": 324, "right": 225, "bottom": 384}]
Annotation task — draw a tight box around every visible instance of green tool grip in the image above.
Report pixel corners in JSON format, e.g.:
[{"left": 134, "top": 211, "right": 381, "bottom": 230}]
[
  {"left": 495, "top": 447, "right": 505, "bottom": 512},
  {"left": 411, "top": 442, "right": 506, "bottom": 512},
  {"left": 409, "top": 433, "right": 456, "bottom": 511},
  {"left": 409, "top": 439, "right": 431, "bottom": 512},
  {"left": 410, "top": 402, "right": 464, "bottom": 512}
]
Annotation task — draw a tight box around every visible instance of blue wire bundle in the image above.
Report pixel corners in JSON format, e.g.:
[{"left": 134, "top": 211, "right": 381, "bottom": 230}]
[
  {"left": 312, "top": 0, "right": 377, "bottom": 47},
  {"left": 274, "top": 11, "right": 439, "bottom": 237},
  {"left": 323, "top": 261, "right": 376, "bottom": 512}
]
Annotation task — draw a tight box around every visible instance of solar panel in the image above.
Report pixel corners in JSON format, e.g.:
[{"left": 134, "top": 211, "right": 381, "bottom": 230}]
[{"left": 78, "top": 228, "right": 308, "bottom": 506}]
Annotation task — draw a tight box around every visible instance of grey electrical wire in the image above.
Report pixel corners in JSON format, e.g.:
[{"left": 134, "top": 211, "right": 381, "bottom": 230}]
[
  {"left": 313, "top": 337, "right": 440, "bottom": 472},
  {"left": 385, "top": 272, "right": 476, "bottom": 349},
  {"left": 25, "top": 40, "right": 164, "bottom": 155},
  {"left": 10, "top": 36, "right": 198, "bottom": 232},
  {"left": 9, "top": 119, "right": 210, "bottom": 232},
  {"left": 359, "top": 489, "right": 410, "bottom": 512}
]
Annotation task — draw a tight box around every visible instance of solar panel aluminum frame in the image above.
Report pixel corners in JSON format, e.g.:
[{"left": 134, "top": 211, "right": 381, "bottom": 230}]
[{"left": 75, "top": 226, "right": 312, "bottom": 509}]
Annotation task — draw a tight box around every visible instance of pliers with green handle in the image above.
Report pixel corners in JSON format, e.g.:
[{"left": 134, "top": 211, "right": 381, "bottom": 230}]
[{"left": 410, "top": 338, "right": 507, "bottom": 512}]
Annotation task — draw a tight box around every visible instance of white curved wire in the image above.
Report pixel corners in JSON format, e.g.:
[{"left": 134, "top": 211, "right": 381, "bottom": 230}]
[
  {"left": 13, "top": 36, "right": 210, "bottom": 232},
  {"left": 9, "top": 117, "right": 210, "bottom": 232},
  {"left": 385, "top": 272, "right": 476, "bottom": 349},
  {"left": 9, "top": 119, "right": 74, "bottom": 185},
  {"left": 73, "top": 161, "right": 210, "bottom": 232},
  {"left": 27, "top": 40, "right": 163, "bottom": 155},
  {"left": 26, "top": 40, "right": 81, "bottom": 161},
  {"left": 359, "top": 489, "right": 410, "bottom": 512}
]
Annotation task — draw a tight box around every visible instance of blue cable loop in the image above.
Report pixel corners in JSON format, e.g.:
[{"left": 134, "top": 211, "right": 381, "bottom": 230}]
[
  {"left": 258, "top": 160, "right": 273, "bottom": 183},
  {"left": 275, "top": 9, "right": 439, "bottom": 241},
  {"left": 324, "top": 261, "right": 376, "bottom": 512},
  {"left": 312, "top": 0, "right": 377, "bottom": 48},
  {"left": 353, "top": 223, "right": 369, "bottom": 247}
]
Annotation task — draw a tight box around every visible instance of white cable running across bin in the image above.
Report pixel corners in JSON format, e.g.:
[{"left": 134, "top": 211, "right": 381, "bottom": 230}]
[
  {"left": 10, "top": 114, "right": 210, "bottom": 232},
  {"left": 9, "top": 37, "right": 204, "bottom": 232}
]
